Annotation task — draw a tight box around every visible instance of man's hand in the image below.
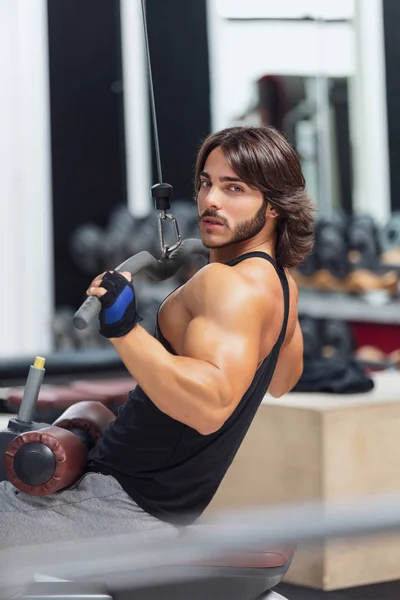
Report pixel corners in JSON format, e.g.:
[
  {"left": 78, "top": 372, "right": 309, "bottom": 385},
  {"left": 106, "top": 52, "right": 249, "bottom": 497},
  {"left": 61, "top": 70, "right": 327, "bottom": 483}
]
[{"left": 86, "top": 271, "right": 140, "bottom": 338}]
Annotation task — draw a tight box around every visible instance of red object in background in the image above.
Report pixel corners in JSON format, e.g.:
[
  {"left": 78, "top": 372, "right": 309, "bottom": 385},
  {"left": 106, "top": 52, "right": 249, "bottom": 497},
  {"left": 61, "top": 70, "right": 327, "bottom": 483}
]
[{"left": 349, "top": 322, "right": 400, "bottom": 354}]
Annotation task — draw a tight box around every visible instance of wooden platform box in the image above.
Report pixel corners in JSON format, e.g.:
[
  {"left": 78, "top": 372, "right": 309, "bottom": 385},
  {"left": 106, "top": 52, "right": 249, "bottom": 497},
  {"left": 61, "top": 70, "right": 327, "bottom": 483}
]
[{"left": 207, "top": 372, "right": 400, "bottom": 591}]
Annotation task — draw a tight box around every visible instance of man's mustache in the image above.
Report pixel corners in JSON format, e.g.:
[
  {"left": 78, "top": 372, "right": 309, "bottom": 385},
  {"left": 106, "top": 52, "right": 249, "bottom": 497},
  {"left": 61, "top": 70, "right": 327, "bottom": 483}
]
[{"left": 197, "top": 210, "right": 228, "bottom": 227}]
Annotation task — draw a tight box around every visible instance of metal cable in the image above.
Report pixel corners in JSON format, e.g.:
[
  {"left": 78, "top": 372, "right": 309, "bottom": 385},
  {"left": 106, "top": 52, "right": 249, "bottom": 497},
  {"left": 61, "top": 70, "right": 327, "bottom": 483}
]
[{"left": 140, "top": 0, "right": 163, "bottom": 184}]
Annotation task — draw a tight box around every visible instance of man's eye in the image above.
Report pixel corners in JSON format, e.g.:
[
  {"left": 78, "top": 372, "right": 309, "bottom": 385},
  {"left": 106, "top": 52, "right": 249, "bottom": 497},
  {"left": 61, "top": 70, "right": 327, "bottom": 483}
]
[
  {"left": 229, "top": 185, "right": 243, "bottom": 193},
  {"left": 200, "top": 180, "right": 211, "bottom": 188}
]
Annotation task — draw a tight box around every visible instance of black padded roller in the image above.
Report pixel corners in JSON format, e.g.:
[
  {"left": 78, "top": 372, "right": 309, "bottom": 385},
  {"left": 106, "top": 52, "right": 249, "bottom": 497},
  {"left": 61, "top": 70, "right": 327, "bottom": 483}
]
[{"left": 13, "top": 442, "right": 56, "bottom": 486}]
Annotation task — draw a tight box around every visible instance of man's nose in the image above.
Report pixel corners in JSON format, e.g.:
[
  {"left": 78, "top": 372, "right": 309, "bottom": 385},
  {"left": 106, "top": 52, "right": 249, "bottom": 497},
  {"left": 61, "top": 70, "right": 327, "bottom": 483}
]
[{"left": 204, "top": 186, "right": 223, "bottom": 210}]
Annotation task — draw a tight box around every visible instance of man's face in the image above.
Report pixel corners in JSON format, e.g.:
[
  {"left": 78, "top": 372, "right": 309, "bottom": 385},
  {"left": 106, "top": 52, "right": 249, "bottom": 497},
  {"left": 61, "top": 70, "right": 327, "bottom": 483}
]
[{"left": 197, "top": 147, "right": 267, "bottom": 249}]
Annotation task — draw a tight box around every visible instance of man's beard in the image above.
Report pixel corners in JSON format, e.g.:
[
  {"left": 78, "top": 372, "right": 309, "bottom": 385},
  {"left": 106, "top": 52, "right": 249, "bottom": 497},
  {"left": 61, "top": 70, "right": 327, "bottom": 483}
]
[{"left": 199, "top": 200, "right": 267, "bottom": 249}]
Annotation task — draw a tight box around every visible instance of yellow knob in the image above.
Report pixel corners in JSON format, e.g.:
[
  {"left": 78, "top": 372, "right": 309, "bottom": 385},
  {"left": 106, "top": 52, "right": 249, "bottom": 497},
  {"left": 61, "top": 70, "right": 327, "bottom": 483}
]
[{"left": 33, "top": 356, "right": 46, "bottom": 369}]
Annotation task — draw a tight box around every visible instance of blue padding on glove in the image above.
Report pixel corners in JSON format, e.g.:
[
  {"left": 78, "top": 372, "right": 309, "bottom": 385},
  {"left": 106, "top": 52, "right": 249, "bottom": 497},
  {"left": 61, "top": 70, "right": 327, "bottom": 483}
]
[
  {"left": 104, "top": 285, "right": 134, "bottom": 325},
  {"left": 97, "top": 271, "right": 140, "bottom": 338}
]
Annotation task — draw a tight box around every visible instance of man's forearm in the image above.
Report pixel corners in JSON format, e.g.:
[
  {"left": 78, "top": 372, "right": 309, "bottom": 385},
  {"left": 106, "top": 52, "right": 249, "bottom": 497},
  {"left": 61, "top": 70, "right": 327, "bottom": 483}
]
[{"left": 110, "top": 325, "right": 228, "bottom": 434}]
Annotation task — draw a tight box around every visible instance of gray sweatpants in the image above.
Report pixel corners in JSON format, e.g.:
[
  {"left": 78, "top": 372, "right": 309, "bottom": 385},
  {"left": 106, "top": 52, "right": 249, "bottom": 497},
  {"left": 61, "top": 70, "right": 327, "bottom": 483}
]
[{"left": 0, "top": 472, "right": 179, "bottom": 549}]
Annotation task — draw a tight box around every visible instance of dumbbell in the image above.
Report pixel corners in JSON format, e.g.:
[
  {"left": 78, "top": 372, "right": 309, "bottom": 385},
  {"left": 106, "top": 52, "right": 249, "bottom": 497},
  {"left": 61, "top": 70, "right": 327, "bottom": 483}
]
[
  {"left": 53, "top": 306, "right": 106, "bottom": 351},
  {"left": 296, "top": 244, "right": 319, "bottom": 278},
  {"left": 315, "top": 214, "right": 350, "bottom": 279},
  {"left": 381, "top": 213, "right": 400, "bottom": 252},
  {"left": 101, "top": 206, "right": 136, "bottom": 269},
  {"left": 125, "top": 212, "right": 160, "bottom": 260},
  {"left": 69, "top": 223, "right": 104, "bottom": 275},
  {"left": 356, "top": 347, "right": 400, "bottom": 370},
  {"left": 53, "top": 307, "right": 78, "bottom": 351},
  {"left": 380, "top": 213, "right": 400, "bottom": 266},
  {"left": 347, "top": 214, "right": 381, "bottom": 271},
  {"left": 298, "top": 315, "right": 322, "bottom": 360},
  {"left": 320, "top": 319, "right": 355, "bottom": 359}
]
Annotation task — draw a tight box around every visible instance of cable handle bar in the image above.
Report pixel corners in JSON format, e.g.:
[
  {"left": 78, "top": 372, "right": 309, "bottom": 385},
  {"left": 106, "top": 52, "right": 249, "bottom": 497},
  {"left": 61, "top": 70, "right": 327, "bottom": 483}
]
[{"left": 72, "top": 239, "right": 208, "bottom": 331}]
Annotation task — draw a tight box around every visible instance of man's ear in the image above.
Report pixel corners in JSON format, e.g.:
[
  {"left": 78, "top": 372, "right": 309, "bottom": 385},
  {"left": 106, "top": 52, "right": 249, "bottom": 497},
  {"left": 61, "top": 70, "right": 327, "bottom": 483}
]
[{"left": 266, "top": 203, "right": 279, "bottom": 219}]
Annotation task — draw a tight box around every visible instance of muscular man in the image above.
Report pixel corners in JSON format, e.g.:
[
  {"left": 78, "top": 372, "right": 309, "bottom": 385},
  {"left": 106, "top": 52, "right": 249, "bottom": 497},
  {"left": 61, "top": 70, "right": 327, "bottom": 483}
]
[{"left": 0, "top": 126, "right": 314, "bottom": 548}]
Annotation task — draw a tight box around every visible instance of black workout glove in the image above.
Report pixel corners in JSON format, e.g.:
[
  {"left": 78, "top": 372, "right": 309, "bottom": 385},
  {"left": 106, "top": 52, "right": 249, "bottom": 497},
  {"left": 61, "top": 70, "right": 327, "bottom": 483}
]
[{"left": 98, "top": 271, "right": 141, "bottom": 338}]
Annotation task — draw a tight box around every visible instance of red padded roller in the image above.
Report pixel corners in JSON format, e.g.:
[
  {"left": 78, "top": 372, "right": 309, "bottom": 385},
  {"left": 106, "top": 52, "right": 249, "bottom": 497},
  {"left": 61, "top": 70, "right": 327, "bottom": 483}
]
[
  {"left": 53, "top": 400, "right": 115, "bottom": 441},
  {"left": 6, "top": 386, "right": 109, "bottom": 414},
  {"left": 4, "top": 426, "right": 87, "bottom": 496}
]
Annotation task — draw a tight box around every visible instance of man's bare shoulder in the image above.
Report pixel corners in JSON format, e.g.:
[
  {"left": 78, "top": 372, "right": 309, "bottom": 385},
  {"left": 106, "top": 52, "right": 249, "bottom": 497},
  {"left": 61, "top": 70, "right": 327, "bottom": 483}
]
[
  {"left": 183, "top": 262, "right": 274, "bottom": 318},
  {"left": 194, "top": 262, "right": 245, "bottom": 285},
  {"left": 189, "top": 262, "right": 265, "bottom": 296}
]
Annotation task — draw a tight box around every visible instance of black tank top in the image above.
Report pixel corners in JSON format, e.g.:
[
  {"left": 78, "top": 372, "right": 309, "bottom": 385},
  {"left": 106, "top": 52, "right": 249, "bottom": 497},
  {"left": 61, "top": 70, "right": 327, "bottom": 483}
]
[{"left": 87, "top": 252, "right": 290, "bottom": 525}]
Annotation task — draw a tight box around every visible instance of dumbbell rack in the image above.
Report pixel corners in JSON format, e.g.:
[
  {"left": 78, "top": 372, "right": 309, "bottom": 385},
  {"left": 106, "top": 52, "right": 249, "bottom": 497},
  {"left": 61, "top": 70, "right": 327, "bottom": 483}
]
[
  {"left": 298, "top": 288, "right": 400, "bottom": 367},
  {"left": 298, "top": 290, "right": 400, "bottom": 325}
]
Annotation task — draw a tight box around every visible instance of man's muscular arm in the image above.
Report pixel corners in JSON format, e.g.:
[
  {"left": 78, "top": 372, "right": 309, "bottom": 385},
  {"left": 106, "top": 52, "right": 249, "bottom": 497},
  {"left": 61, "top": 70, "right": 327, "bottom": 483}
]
[
  {"left": 110, "top": 265, "right": 271, "bottom": 435},
  {"left": 267, "top": 319, "right": 303, "bottom": 398}
]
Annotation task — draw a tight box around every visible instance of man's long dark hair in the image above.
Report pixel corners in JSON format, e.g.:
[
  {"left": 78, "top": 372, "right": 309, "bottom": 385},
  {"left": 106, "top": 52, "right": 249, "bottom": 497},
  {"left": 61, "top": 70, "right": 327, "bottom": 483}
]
[{"left": 194, "top": 126, "right": 315, "bottom": 268}]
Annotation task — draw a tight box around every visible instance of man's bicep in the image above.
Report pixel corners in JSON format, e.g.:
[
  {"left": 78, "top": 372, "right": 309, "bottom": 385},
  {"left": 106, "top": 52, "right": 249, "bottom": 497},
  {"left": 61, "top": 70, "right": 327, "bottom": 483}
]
[{"left": 181, "top": 312, "right": 260, "bottom": 406}]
